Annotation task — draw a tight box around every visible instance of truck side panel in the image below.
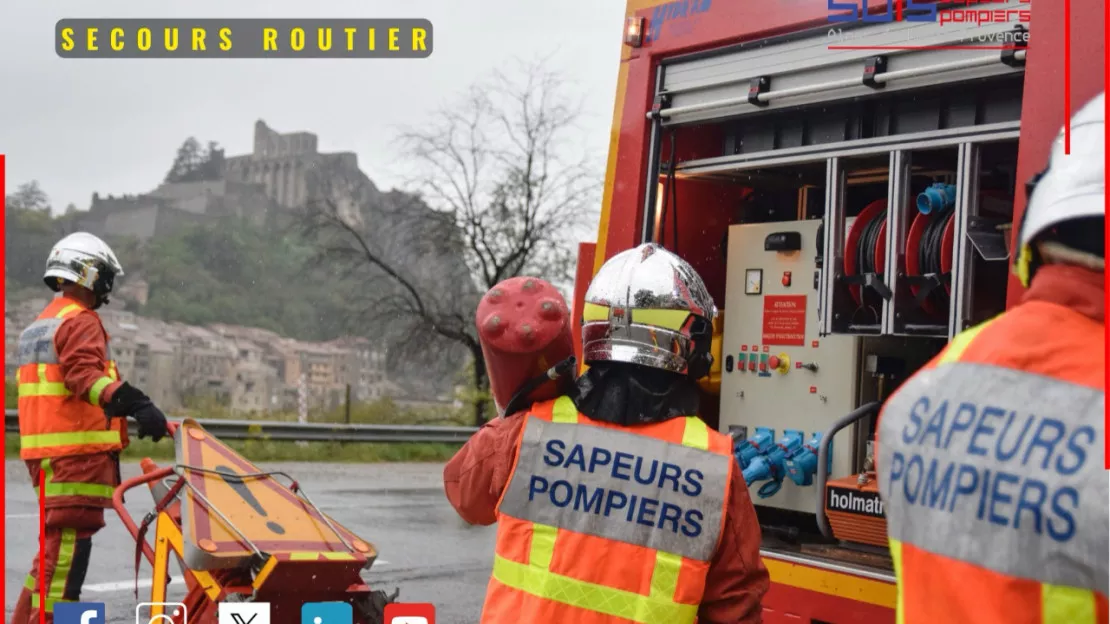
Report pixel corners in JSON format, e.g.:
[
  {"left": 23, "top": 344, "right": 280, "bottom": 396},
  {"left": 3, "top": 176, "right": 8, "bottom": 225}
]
[
  {"left": 1005, "top": 0, "right": 1106, "bottom": 307},
  {"left": 595, "top": 0, "right": 860, "bottom": 273}
]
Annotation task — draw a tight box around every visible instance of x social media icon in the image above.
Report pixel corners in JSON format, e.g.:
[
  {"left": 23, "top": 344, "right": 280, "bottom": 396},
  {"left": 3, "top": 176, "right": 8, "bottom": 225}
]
[
  {"left": 55, "top": 602, "right": 105, "bottom": 624},
  {"left": 218, "top": 602, "right": 271, "bottom": 624},
  {"left": 301, "top": 601, "right": 353, "bottom": 624}
]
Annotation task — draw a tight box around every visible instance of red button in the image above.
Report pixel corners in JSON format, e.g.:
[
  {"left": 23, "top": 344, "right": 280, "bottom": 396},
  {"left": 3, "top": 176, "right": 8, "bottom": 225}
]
[
  {"left": 749, "top": 362, "right": 757, "bottom": 371},
  {"left": 768, "top": 356, "right": 780, "bottom": 369}
]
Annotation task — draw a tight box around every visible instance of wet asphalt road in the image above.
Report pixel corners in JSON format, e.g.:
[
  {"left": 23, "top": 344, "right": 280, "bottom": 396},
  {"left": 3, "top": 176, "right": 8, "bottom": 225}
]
[{"left": 4, "top": 460, "right": 496, "bottom": 624}]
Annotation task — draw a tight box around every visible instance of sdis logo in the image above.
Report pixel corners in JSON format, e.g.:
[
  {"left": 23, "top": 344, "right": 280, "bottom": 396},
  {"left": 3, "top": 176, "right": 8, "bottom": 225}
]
[
  {"left": 646, "top": 0, "right": 713, "bottom": 43},
  {"left": 828, "top": 0, "right": 938, "bottom": 23}
]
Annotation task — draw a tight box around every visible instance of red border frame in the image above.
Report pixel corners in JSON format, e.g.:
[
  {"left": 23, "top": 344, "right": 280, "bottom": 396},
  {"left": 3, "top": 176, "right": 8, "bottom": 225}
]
[
  {"left": 1104, "top": 0, "right": 1110, "bottom": 470},
  {"left": 1, "top": 153, "right": 9, "bottom": 617}
]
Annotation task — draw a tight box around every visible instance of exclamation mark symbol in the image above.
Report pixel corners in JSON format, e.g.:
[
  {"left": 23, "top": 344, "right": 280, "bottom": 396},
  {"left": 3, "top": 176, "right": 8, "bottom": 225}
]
[{"left": 216, "top": 465, "right": 285, "bottom": 534}]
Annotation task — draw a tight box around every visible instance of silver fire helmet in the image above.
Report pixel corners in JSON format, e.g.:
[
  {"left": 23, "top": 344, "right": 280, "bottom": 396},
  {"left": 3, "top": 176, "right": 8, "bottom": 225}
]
[{"left": 581, "top": 243, "right": 717, "bottom": 376}]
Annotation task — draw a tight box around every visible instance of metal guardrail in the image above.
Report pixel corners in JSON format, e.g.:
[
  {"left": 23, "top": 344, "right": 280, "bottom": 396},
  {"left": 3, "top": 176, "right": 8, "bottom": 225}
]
[{"left": 4, "top": 409, "right": 478, "bottom": 444}]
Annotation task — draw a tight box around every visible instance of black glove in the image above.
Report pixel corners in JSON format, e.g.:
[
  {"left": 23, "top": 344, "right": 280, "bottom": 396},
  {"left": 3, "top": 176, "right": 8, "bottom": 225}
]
[{"left": 105, "top": 382, "right": 169, "bottom": 442}]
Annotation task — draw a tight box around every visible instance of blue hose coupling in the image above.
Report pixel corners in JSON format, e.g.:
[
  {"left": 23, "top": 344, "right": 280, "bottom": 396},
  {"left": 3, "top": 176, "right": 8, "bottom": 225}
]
[
  {"left": 917, "top": 182, "right": 957, "bottom": 215},
  {"left": 742, "top": 455, "right": 773, "bottom": 486},
  {"left": 735, "top": 430, "right": 774, "bottom": 470},
  {"left": 746, "top": 443, "right": 789, "bottom": 499},
  {"left": 785, "top": 433, "right": 823, "bottom": 487}
]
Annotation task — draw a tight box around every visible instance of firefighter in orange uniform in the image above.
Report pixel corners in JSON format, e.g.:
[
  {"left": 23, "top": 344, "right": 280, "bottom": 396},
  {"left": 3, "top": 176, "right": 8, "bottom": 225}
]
[
  {"left": 877, "top": 92, "right": 1108, "bottom": 623},
  {"left": 445, "top": 251, "right": 769, "bottom": 624},
  {"left": 11, "top": 232, "right": 169, "bottom": 624}
]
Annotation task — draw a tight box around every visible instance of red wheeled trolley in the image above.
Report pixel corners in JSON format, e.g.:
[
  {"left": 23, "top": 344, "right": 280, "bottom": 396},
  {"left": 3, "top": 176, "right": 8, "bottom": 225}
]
[{"left": 113, "top": 419, "right": 396, "bottom": 624}]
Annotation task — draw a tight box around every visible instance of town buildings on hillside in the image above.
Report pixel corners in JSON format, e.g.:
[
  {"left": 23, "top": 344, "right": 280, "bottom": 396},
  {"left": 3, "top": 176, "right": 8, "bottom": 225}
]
[{"left": 5, "top": 297, "right": 398, "bottom": 415}]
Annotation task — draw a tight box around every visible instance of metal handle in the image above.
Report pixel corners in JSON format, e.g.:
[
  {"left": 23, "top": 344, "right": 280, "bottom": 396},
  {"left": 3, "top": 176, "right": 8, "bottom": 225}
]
[
  {"left": 650, "top": 51, "right": 1026, "bottom": 121},
  {"left": 815, "top": 401, "right": 881, "bottom": 540}
]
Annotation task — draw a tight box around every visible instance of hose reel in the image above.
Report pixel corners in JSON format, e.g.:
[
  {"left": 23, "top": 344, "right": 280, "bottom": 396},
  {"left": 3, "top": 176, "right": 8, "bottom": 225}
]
[
  {"left": 841, "top": 199, "right": 892, "bottom": 323},
  {"left": 905, "top": 183, "right": 957, "bottom": 317}
]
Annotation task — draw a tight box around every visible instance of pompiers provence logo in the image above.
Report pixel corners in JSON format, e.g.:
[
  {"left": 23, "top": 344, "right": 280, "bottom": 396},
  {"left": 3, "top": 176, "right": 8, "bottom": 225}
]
[
  {"left": 828, "top": 0, "right": 1032, "bottom": 25},
  {"left": 646, "top": 0, "right": 712, "bottom": 44}
]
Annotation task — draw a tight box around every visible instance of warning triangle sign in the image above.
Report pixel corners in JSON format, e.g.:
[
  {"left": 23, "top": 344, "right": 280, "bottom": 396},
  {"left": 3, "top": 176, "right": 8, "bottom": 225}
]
[{"left": 174, "top": 419, "right": 375, "bottom": 564}]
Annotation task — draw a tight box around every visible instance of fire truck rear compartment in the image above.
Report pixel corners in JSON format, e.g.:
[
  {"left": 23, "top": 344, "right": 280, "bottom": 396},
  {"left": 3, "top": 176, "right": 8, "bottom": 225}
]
[{"left": 638, "top": 12, "right": 1026, "bottom": 574}]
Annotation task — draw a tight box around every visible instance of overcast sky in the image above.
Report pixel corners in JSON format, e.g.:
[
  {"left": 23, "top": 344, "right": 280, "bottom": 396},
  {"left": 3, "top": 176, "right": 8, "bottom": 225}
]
[{"left": 0, "top": 0, "right": 626, "bottom": 216}]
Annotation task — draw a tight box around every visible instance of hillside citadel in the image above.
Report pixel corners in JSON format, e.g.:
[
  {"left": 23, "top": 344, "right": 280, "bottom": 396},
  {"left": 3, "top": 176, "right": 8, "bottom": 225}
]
[
  {"left": 75, "top": 120, "right": 363, "bottom": 241},
  {"left": 7, "top": 121, "right": 456, "bottom": 413}
]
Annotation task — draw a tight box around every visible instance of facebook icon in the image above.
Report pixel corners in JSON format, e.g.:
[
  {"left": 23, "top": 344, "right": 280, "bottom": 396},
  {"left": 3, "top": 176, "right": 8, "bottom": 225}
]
[{"left": 55, "top": 602, "right": 106, "bottom": 624}]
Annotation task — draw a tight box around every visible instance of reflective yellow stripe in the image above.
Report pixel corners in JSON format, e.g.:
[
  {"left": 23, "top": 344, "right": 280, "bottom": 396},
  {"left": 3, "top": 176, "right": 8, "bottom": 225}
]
[
  {"left": 530, "top": 523, "right": 558, "bottom": 569},
  {"left": 937, "top": 317, "right": 998, "bottom": 365},
  {"left": 33, "top": 458, "right": 114, "bottom": 499},
  {"left": 88, "top": 376, "right": 114, "bottom": 406},
  {"left": 55, "top": 303, "right": 82, "bottom": 319},
  {"left": 582, "top": 302, "right": 609, "bottom": 322},
  {"left": 21, "top": 430, "right": 122, "bottom": 450},
  {"left": 648, "top": 550, "right": 682, "bottom": 601},
  {"left": 17, "top": 381, "right": 70, "bottom": 398},
  {"left": 30, "top": 527, "right": 80, "bottom": 611},
  {"left": 30, "top": 593, "right": 71, "bottom": 613},
  {"left": 888, "top": 538, "right": 906, "bottom": 624},
  {"left": 320, "top": 552, "right": 356, "bottom": 561},
  {"left": 35, "top": 481, "right": 115, "bottom": 499},
  {"left": 552, "top": 397, "right": 578, "bottom": 424},
  {"left": 19, "top": 363, "right": 70, "bottom": 398},
  {"left": 48, "top": 528, "right": 77, "bottom": 604},
  {"left": 24, "top": 573, "right": 36, "bottom": 591},
  {"left": 680, "top": 417, "right": 709, "bottom": 450},
  {"left": 630, "top": 309, "right": 691, "bottom": 331},
  {"left": 1042, "top": 584, "right": 1097, "bottom": 623},
  {"left": 492, "top": 555, "right": 698, "bottom": 624}
]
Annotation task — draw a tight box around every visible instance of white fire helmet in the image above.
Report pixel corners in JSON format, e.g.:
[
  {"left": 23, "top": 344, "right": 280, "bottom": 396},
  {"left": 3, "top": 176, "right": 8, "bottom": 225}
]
[
  {"left": 43, "top": 232, "right": 125, "bottom": 299},
  {"left": 1016, "top": 92, "right": 1105, "bottom": 286}
]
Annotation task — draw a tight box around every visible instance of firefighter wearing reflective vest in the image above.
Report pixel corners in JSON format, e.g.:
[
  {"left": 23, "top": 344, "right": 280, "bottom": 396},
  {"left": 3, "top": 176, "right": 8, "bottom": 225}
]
[
  {"left": 445, "top": 245, "right": 769, "bottom": 624},
  {"left": 877, "top": 92, "right": 1108, "bottom": 623},
  {"left": 11, "top": 232, "right": 169, "bottom": 624}
]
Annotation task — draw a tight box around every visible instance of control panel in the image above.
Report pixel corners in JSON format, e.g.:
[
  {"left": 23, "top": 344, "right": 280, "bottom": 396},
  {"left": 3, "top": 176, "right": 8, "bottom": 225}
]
[{"left": 720, "top": 220, "right": 860, "bottom": 514}]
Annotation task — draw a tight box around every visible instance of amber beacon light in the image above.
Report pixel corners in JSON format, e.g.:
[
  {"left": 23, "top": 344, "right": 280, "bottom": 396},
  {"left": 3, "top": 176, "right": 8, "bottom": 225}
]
[{"left": 623, "top": 16, "right": 645, "bottom": 47}]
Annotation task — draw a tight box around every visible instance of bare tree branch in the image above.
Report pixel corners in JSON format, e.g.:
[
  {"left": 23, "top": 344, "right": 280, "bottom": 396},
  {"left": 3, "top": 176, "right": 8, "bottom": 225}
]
[{"left": 298, "top": 57, "right": 600, "bottom": 425}]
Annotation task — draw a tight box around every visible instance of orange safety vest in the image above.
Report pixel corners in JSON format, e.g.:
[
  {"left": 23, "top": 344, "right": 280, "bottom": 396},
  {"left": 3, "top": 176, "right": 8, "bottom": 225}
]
[
  {"left": 16, "top": 296, "right": 127, "bottom": 460},
  {"left": 877, "top": 302, "right": 1108, "bottom": 624},
  {"left": 482, "top": 395, "right": 735, "bottom": 624}
]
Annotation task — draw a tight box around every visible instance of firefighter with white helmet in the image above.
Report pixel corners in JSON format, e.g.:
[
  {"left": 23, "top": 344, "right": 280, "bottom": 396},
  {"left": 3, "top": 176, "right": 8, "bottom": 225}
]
[
  {"left": 446, "top": 246, "right": 768, "bottom": 624},
  {"left": 11, "top": 232, "right": 169, "bottom": 624},
  {"left": 877, "top": 92, "right": 1107, "bottom": 623}
]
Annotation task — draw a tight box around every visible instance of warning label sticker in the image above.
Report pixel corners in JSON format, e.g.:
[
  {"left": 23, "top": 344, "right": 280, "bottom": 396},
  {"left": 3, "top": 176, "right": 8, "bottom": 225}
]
[{"left": 762, "top": 295, "right": 806, "bottom": 346}]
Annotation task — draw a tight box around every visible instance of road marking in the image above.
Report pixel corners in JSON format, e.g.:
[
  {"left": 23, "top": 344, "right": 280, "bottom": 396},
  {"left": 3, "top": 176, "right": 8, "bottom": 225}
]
[
  {"left": 81, "top": 561, "right": 390, "bottom": 593},
  {"left": 84, "top": 578, "right": 185, "bottom": 593}
]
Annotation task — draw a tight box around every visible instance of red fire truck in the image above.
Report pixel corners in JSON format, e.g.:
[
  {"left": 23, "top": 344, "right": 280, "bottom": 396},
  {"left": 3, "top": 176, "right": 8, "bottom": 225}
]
[{"left": 570, "top": 1, "right": 1105, "bottom": 622}]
